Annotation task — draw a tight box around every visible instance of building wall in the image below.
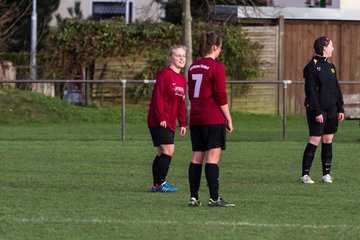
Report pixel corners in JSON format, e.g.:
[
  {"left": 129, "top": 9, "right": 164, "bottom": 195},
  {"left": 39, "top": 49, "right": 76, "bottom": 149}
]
[
  {"left": 272, "top": 0, "right": 360, "bottom": 9},
  {"left": 340, "top": 0, "right": 360, "bottom": 9},
  {"left": 273, "top": 0, "right": 340, "bottom": 8},
  {"left": 49, "top": 0, "right": 163, "bottom": 26}
]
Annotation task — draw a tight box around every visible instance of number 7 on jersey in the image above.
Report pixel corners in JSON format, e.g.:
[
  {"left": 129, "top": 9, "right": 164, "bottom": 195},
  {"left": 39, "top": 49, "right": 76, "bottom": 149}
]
[{"left": 191, "top": 74, "right": 203, "bottom": 98}]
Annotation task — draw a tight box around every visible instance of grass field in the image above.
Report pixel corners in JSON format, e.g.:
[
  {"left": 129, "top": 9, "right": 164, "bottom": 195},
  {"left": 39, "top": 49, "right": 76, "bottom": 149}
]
[{"left": 1, "top": 112, "right": 359, "bottom": 239}]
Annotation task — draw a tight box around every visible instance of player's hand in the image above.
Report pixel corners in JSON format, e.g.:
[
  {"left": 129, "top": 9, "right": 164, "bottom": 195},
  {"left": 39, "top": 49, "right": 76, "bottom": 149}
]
[
  {"left": 160, "top": 121, "right": 167, "bottom": 128},
  {"left": 338, "top": 112, "right": 344, "bottom": 121},
  {"left": 180, "top": 127, "right": 186, "bottom": 136},
  {"left": 315, "top": 114, "right": 323, "bottom": 123},
  {"left": 226, "top": 121, "right": 233, "bottom": 134}
]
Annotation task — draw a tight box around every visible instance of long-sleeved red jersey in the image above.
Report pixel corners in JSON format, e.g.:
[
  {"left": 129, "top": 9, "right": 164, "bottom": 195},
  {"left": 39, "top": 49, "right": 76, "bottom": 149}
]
[
  {"left": 147, "top": 66, "right": 186, "bottom": 133},
  {"left": 188, "top": 57, "right": 228, "bottom": 126}
]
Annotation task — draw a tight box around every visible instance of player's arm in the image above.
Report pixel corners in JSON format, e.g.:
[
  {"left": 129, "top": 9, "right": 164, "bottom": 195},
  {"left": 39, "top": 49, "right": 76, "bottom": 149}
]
[
  {"left": 177, "top": 91, "right": 187, "bottom": 136},
  {"left": 153, "top": 70, "right": 168, "bottom": 127},
  {"left": 213, "top": 64, "right": 233, "bottom": 132},
  {"left": 213, "top": 64, "right": 228, "bottom": 107},
  {"left": 334, "top": 65, "right": 344, "bottom": 114},
  {"left": 219, "top": 104, "right": 233, "bottom": 133},
  {"left": 304, "top": 64, "right": 322, "bottom": 117}
]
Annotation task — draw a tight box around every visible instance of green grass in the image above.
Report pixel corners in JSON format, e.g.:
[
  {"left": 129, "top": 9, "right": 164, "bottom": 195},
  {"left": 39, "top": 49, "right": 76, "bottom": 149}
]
[
  {"left": 1, "top": 120, "right": 360, "bottom": 240},
  {"left": 0, "top": 88, "right": 147, "bottom": 124},
  {"left": 0, "top": 89, "right": 360, "bottom": 239}
]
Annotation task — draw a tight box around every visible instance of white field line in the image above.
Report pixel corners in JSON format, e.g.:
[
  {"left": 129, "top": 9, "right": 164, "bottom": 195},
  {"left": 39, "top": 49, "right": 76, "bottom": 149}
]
[{"left": 4, "top": 217, "right": 358, "bottom": 229}]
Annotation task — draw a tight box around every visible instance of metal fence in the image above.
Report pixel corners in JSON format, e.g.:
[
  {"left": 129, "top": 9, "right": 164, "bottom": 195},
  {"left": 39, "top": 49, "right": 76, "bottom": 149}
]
[{"left": 1, "top": 79, "right": 359, "bottom": 142}]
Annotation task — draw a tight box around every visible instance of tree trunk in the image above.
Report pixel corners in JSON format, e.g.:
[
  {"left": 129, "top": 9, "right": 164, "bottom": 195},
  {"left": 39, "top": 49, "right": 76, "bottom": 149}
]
[{"left": 182, "top": 0, "right": 192, "bottom": 125}]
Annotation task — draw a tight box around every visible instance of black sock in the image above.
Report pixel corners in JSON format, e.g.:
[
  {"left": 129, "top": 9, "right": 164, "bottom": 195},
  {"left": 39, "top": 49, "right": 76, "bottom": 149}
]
[
  {"left": 152, "top": 155, "right": 160, "bottom": 185},
  {"left": 321, "top": 143, "right": 332, "bottom": 176},
  {"left": 205, "top": 163, "right": 219, "bottom": 201},
  {"left": 188, "top": 162, "right": 202, "bottom": 200},
  {"left": 157, "top": 153, "right": 172, "bottom": 185},
  {"left": 302, "top": 143, "right": 317, "bottom": 176}
]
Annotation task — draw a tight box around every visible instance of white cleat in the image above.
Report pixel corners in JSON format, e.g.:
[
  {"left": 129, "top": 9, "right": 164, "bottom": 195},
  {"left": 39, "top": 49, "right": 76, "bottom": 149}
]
[
  {"left": 301, "top": 174, "right": 315, "bottom": 184},
  {"left": 322, "top": 174, "right": 333, "bottom": 183}
]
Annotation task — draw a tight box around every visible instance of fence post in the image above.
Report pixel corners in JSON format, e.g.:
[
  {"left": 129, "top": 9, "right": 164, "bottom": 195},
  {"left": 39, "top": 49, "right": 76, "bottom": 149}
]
[
  {"left": 282, "top": 80, "right": 291, "bottom": 141},
  {"left": 121, "top": 79, "right": 126, "bottom": 142},
  {"left": 230, "top": 83, "right": 234, "bottom": 112}
]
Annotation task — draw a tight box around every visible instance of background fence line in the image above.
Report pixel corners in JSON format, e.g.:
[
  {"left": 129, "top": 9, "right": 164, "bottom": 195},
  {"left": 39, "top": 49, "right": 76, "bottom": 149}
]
[{"left": 1, "top": 79, "right": 360, "bottom": 142}]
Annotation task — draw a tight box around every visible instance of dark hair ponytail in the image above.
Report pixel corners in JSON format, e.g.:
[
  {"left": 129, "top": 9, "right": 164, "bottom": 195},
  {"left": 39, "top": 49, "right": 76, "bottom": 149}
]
[{"left": 198, "top": 31, "right": 222, "bottom": 57}]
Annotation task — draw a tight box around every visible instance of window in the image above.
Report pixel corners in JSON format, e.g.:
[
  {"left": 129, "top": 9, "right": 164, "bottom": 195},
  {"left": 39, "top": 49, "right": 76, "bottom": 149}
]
[
  {"left": 305, "top": 0, "right": 332, "bottom": 7},
  {"left": 92, "top": 1, "right": 133, "bottom": 22}
]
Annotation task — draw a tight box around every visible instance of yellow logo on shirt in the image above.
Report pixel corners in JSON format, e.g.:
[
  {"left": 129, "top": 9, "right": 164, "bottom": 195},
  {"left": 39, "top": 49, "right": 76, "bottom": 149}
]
[
  {"left": 313, "top": 59, "right": 317, "bottom": 64},
  {"left": 331, "top": 68, "right": 335, "bottom": 73}
]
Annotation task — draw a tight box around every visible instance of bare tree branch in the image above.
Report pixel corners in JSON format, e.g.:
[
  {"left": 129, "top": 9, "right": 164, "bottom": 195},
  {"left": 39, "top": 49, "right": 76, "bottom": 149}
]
[{"left": 0, "top": 0, "right": 31, "bottom": 52}]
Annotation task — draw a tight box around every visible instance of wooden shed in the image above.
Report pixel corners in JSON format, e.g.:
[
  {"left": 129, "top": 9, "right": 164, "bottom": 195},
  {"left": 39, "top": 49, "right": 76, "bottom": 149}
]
[{"left": 214, "top": 5, "right": 360, "bottom": 115}]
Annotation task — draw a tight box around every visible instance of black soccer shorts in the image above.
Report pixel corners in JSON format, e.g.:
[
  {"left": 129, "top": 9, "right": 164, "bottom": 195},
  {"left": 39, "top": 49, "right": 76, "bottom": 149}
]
[
  {"left": 190, "top": 124, "right": 226, "bottom": 151},
  {"left": 306, "top": 110, "right": 338, "bottom": 136},
  {"left": 149, "top": 127, "right": 175, "bottom": 147}
]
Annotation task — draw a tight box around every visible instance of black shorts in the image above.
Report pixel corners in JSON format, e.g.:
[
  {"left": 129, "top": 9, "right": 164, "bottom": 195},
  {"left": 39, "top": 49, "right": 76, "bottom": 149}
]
[
  {"left": 149, "top": 127, "right": 175, "bottom": 147},
  {"left": 306, "top": 110, "right": 338, "bottom": 136},
  {"left": 190, "top": 124, "right": 226, "bottom": 151}
]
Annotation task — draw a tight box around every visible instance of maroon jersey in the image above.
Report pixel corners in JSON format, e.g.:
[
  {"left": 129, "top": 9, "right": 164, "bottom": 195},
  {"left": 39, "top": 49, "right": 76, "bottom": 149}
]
[
  {"left": 188, "top": 58, "right": 228, "bottom": 126},
  {"left": 147, "top": 66, "right": 186, "bottom": 132}
]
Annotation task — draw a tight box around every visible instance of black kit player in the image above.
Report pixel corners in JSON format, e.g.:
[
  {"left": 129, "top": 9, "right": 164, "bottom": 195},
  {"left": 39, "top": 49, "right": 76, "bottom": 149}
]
[{"left": 301, "top": 36, "right": 344, "bottom": 184}]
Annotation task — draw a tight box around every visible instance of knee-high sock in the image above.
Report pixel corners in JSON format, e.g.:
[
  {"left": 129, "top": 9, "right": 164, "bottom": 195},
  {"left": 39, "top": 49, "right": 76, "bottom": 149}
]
[
  {"left": 302, "top": 143, "right": 317, "bottom": 176},
  {"left": 152, "top": 155, "right": 160, "bottom": 185},
  {"left": 157, "top": 153, "right": 172, "bottom": 185},
  {"left": 188, "top": 162, "right": 202, "bottom": 200},
  {"left": 205, "top": 163, "right": 219, "bottom": 201},
  {"left": 321, "top": 143, "right": 332, "bottom": 176}
]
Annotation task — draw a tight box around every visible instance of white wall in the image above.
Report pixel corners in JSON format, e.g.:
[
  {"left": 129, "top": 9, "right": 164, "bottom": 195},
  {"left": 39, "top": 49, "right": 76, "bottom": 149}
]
[
  {"left": 134, "top": 0, "right": 165, "bottom": 20},
  {"left": 49, "top": 0, "right": 90, "bottom": 26},
  {"left": 340, "top": 0, "right": 360, "bottom": 9},
  {"left": 273, "top": 0, "right": 306, "bottom": 8},
  {"left": 272, "top": 0, "right": 340, "bottom": 8},
  {"left": 49, "top": 0, "right": 163, "bottom": 26}
]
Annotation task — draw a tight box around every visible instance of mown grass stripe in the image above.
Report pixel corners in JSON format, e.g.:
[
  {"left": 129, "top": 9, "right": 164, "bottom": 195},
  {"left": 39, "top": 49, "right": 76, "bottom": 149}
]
[{"left": 7, "top": 217, "right": 356, "bottom": 230}]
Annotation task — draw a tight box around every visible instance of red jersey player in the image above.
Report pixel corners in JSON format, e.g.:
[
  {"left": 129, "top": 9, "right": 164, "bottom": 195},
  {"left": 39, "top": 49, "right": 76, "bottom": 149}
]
[
  {"left": 187, "top": 32, "right": 234, "bottom": 207},
  {"left": 147, "top": 45, "right": 187, "bottom": 192}
]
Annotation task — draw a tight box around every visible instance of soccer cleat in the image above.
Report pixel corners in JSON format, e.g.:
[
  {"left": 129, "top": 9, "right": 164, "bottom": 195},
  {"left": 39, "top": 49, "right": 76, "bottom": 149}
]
[
  {"left": 188, "top": 197, "right": 202, "bottom": 207},
  {"left": 157, "top": 182, "right": 178, "bottom": 192},
  {"left": 151, "top": 185, "right": 157, "bottom": 193},
  {"left": 322, "top": 174, "right": 333, "bottom": 183},
  {"left": 300, "top": 175, "right": 315, "bottom": 184},
  {"left": 208, "top": 197, "right": 235, "bottom": 207}
]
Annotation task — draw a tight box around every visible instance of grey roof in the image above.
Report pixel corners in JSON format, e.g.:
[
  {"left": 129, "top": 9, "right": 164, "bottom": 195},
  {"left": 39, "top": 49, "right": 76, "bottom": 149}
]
[{"left": 213, "top": 5, "right": 360, "bottom": 21}]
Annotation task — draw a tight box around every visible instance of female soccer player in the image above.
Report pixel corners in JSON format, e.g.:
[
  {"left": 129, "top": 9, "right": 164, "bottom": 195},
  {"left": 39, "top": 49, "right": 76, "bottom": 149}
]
[
  {"left": 147, "top": 45, "right": 187, "bottom": 192},
  {"left": 187, "top": 32, "right": 234, "bottom": 207},
  {"left": 301, "top": 36, "right": 344, "bottom": 184}
]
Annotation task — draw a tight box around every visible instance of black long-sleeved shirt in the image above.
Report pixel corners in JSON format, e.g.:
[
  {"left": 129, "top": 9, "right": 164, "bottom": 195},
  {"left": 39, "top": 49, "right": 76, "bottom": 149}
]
[{"left": 303, "top": 55, "right": 344, "bottom": 118}]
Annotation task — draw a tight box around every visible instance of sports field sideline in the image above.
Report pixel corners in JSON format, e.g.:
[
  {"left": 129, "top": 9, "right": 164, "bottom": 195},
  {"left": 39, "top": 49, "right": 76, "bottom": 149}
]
[{"left": 0, "top": 114, "right": 359, "bottom": 239}]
